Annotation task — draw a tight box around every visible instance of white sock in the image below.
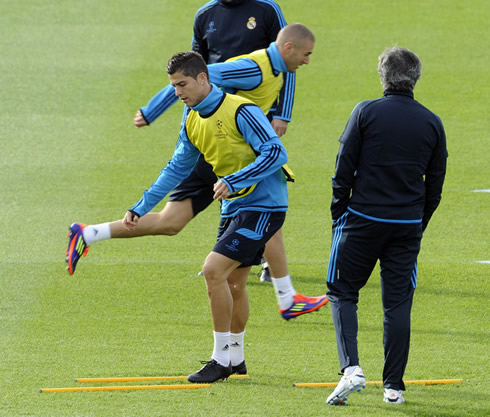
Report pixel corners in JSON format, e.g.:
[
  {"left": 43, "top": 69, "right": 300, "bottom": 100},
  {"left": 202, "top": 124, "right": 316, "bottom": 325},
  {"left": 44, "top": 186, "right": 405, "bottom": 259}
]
[
  {"left": 211, "top": 331, "right": 230, "bottom": 367},
  {"left": 271, "top": 275, "right": 296, "bottom": 309},
  {"left": 230, "top": 331, "right": 245, "bottom": 366},
  {"left": 83, "top": 223, "right": 112, "bottom": 246}
]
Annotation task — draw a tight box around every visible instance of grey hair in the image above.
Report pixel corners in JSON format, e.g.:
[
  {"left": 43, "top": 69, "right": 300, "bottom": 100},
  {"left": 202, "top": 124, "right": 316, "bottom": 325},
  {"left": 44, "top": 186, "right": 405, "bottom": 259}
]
[{"left": 377, "top": 47, "right": 422, "bottom": 92}]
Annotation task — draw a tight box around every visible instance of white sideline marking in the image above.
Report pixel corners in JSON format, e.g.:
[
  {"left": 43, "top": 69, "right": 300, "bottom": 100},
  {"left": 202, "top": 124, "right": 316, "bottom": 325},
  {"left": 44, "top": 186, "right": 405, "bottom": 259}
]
[
  {"left": 477, "top": 261, "right": 490, "bottom": 264},
  {"left": 472, "top": 189, "right": 490, "bottom": 193}
]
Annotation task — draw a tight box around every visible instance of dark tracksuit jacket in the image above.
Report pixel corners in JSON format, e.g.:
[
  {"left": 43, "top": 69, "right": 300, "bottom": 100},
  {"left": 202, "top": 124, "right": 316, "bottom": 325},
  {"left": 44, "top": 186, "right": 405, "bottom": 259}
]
[{"left": 331, "top": 90, "right": 447, "bottom": 230}]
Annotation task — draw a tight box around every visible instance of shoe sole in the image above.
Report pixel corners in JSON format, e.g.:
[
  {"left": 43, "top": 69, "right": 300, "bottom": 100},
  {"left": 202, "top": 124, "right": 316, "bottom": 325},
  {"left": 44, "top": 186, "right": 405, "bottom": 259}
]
[
  {"left": 66, "top": 232, "right": 81, "bottom": 275},
  {"left": 231, "top": 365, "right": 247, "bottom": 375},
  {"left": 188, "top": 377, "right": 229, "bottom": 383},
  {"left": 327, "top": 381, "right": 366, "bottom": 405},
  {"left": 384, "top": 397, "right": 405, "bottom": 404},
  {"left": 66, "top": 224, "right": 89, "bottom": 275}
]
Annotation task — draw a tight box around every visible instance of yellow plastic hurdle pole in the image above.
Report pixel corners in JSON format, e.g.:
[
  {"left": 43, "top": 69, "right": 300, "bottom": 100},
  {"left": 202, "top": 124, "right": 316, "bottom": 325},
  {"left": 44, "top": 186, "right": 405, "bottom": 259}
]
[
  {"left": 40, "top": 384, "right": 210, "bottom": 393},
  {"left": 293, "top": 379, "right": 463, "bottom": 388},
  {"left": 75, "top": 375, "right": 249, "bottom": 383}
]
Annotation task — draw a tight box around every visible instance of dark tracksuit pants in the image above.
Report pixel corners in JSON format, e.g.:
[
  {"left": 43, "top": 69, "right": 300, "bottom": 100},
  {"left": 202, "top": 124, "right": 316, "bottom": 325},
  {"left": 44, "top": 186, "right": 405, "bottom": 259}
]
[{"left": 326, "top": 211, "right": 422, "bottom": 390}]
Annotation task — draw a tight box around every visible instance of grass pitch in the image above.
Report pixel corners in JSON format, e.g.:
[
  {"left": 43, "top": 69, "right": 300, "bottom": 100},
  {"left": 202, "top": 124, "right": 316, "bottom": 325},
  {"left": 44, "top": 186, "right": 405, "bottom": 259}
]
[{"left": 0, "top": 0, "right": 489, "bottom": 416}]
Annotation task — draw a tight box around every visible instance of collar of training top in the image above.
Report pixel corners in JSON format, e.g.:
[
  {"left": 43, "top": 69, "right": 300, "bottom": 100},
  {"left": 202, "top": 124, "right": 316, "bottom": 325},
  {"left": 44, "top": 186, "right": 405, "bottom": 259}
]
[
  {"left": 219, "top": 0, "right": 246, "bottom": 7},
  {"left": 384, "top": 90, "right": 414, "bottom": 99}
]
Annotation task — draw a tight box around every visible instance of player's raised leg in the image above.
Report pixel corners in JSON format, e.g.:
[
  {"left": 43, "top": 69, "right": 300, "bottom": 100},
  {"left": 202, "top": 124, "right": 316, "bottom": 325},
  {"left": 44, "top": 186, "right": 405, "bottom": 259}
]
[
  {"left": 65, "top": 199, "right": 194, "bottom": 275},
  {"left": 110, "top": 199, "right": 194, "bottom": 237}
]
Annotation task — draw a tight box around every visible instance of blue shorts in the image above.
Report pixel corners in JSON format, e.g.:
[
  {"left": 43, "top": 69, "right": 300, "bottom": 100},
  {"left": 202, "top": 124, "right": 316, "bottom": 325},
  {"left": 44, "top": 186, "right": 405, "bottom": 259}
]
[{"left": 214, "top": 211, "right": 286, "bottom": 267}]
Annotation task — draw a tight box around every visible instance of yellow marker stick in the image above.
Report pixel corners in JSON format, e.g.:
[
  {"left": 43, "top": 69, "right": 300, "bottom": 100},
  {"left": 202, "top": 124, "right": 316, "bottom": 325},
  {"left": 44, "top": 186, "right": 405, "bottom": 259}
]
[
  {"left": 75, "top": 374, "right": 249, "bottom": 383},
  {"left": 293, "top": 379, "right": 463, "bottom": 388},
  {"left": 40, "top": 384, "right": 210, "bottom": 393}
]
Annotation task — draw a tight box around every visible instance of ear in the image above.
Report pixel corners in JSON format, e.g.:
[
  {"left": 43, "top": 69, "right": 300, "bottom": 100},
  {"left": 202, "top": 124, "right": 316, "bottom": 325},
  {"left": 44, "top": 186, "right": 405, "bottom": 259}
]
[
  {"left": 284, "top": 41, "right": 295, "bottom": 54},
  {"left": 198, "top": 72, "right": 207, "bottom": 85}
]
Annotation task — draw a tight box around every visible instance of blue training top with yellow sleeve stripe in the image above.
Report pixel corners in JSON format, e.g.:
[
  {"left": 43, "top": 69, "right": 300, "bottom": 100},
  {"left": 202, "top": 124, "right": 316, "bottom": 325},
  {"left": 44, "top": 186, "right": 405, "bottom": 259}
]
[{"left": 130, "top": 84, "right": 288, "bottom": 218}]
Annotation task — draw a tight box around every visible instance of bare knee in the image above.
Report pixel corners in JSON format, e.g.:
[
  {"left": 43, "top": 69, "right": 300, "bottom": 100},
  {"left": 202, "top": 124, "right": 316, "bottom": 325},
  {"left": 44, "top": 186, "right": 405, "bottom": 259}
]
[
  {"left": 202, "top": 262, "right": 222, "bottom": 286},
  {"left": 228, "top": 280, "right": 246, "bottom": 299}
]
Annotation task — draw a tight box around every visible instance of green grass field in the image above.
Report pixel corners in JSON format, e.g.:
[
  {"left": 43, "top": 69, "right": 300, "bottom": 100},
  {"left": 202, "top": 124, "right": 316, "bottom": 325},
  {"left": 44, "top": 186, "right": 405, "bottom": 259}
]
[{"left": 1, "top": 0, "right": 489, "bottom": 415}]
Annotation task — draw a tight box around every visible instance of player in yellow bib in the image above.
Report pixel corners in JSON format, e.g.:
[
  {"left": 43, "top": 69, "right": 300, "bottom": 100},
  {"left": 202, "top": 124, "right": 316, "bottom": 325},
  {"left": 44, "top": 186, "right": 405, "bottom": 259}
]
[
  {"left": 126, "top": 51, "right": 289, "bottom": 382},
  {"left": 66, "top": 24, "right": 326, "bottom": 326}
]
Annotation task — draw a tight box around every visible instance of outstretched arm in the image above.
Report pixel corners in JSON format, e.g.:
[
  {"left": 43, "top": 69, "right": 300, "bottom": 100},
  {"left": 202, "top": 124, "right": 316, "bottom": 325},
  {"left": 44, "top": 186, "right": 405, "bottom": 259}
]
[
  {"left": 128, "top": 128, "right": 200, "bottom": 220},
  {"left": 137, "top": 84, "right": 180, "bottom": 126}
]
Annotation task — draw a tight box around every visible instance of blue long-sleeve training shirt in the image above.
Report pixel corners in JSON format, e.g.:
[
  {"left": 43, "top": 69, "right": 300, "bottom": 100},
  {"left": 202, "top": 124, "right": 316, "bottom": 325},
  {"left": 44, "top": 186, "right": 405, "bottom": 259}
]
[
  {"left": 130, "top": 85, "right": 288, "bottom": 218},
  {"left": 140, "top": 42, "right": 287, "bottom": 124}
]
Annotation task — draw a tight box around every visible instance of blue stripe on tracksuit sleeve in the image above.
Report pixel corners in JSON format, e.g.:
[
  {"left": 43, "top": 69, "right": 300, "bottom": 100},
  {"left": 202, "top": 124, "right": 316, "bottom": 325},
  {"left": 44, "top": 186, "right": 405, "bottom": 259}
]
[
  {"left": 221, "top": 104, "right": 287, "bottom": 193},
  {"left": 238, "top": 105, "right": 272, "bottom": 143},
  {"left": 283, "top": 72, "right": 296, "bottom": 120},
  {"left": 256, "top": 0, "right": 287, "bottom": 26},
  {"left": 411, "top": 262, "right": 417, "bottom": 288},
  {"left": 226, "top": 144, "right": 282, "bottom": 188},
  {"left": 327, "top": 212, "right": 349, "bottom": 283},
  {"left": 221, "top": 68, "right": 262, "bottom": 80},
  {"left": 195, "top": 0, "right": 217, "bottom": 15},
  {"left": 273, "top": 71, "right": 295, "bottom": 122},
  {"left": 140, "top": 84, "right": 179, "bottom": 124},
  {"left": 208, "top": 59, "right": 262, "bottom": 92}
]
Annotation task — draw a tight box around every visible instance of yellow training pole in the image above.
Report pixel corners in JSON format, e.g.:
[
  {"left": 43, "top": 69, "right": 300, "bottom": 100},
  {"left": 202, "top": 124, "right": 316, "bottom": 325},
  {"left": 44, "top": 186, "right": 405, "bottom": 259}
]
[
  {"left": 403, "top": 379, "right": 463, "bottom": 386},
  {"left": 293, "top": 379, "right": 463, "bottom": 388},
  {"left": 40, "top": 384, "right": 210, "bottom": 393},
  {"left": 75, "top": 375, "right": 249, "bottom": 383}
]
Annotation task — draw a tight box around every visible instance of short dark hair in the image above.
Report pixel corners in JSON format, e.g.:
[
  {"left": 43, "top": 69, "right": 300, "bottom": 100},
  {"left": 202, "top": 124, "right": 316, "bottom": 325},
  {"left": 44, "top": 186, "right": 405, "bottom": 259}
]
[
  {"left": 277, "top": 23, "right": 315, "bottom": 45},
  {"left": 167, "top": 51, "right": 209, "bottom": 80},
  {"left": 378, "top": 47, "right": 421, "bottom": 92}
]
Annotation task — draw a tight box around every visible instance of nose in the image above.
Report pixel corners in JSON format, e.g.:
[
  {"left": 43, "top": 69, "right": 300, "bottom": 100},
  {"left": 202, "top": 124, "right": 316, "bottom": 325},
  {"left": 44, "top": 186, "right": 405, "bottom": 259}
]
[
  {"left": 174, "top": 86, "right": 182, "bottom": 97},
  {"left": 303, "top": 56, "right": 310, "bottom": 65}
]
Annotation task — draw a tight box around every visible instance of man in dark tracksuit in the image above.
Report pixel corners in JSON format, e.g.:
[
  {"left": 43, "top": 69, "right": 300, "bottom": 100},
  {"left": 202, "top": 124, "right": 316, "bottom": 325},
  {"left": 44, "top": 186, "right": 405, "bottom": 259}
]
[{"left": 325, "top": 47, "right": 448, "bottom": 406}]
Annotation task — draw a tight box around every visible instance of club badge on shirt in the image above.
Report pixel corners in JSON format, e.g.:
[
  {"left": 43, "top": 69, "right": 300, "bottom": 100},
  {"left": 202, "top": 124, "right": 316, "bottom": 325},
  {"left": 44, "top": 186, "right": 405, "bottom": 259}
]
[{"left": 247, "top": 17, "right": 256, "bottom": 30}]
